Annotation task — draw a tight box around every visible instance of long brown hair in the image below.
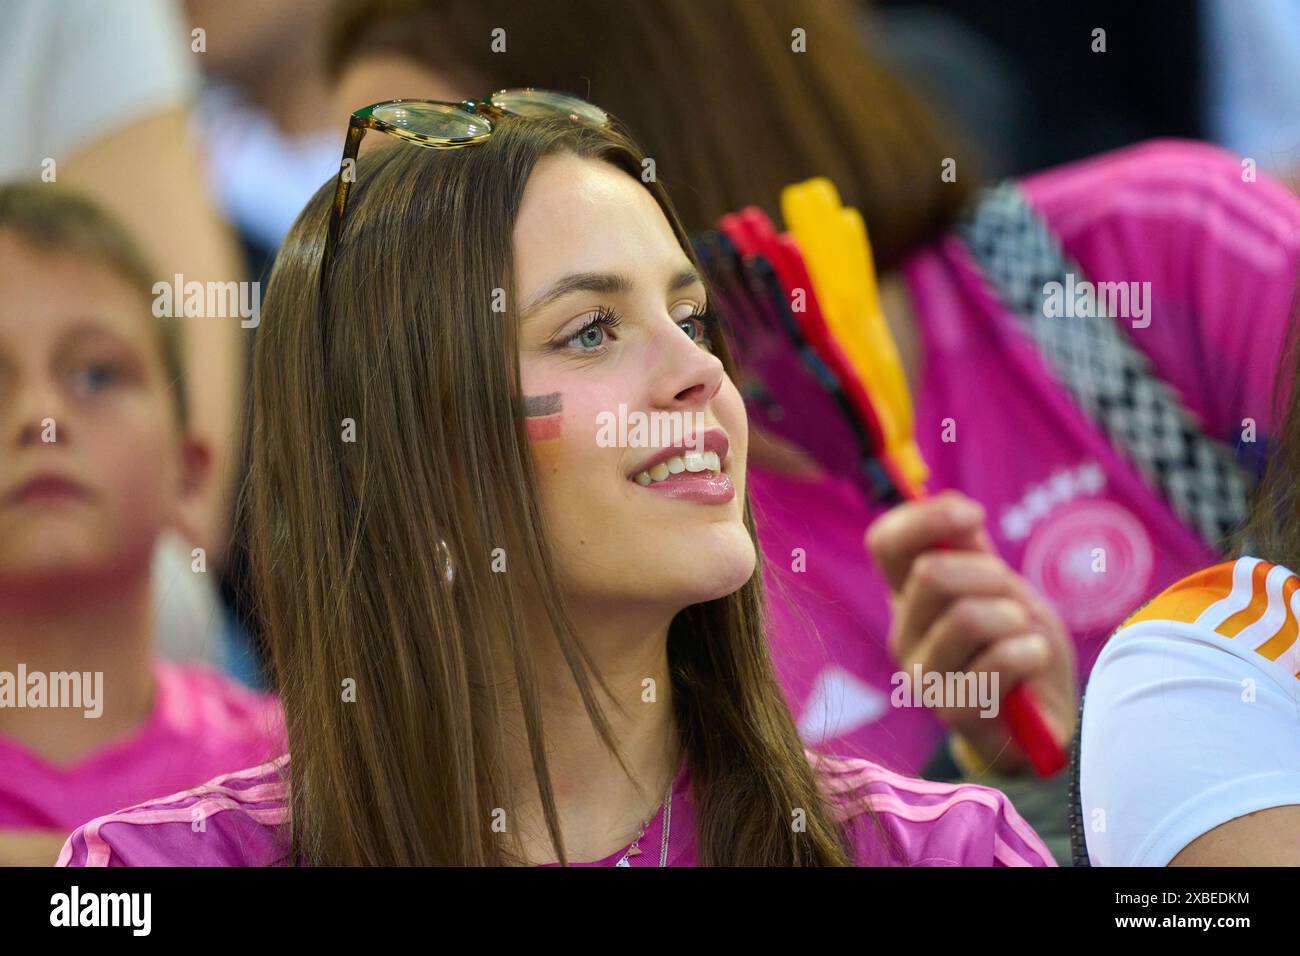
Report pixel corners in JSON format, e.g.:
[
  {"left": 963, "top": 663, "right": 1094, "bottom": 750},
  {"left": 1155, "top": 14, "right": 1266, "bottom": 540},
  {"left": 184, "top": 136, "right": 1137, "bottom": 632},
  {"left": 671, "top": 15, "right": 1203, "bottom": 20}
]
[
  {"left": 249, "top": 114, "right": 856, "bottom": 865},
  {"left": 327, "top": 0, "right": 973, "bottom": 272}
]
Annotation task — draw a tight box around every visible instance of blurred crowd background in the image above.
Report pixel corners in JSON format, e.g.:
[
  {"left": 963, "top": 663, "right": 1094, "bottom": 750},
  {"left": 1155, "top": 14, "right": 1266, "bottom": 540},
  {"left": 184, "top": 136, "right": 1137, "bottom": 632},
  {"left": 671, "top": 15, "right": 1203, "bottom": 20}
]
[{"left": 3, "top": 0, "right": 1299, "bottom": 684}]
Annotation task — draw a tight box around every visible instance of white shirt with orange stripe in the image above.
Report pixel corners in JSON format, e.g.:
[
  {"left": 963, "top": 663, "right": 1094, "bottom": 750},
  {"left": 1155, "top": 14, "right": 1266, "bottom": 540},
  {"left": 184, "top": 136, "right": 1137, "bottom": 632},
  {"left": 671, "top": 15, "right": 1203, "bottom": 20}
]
[{"left": 1081, "top": 556, "right": 1300, "bottom": 865}]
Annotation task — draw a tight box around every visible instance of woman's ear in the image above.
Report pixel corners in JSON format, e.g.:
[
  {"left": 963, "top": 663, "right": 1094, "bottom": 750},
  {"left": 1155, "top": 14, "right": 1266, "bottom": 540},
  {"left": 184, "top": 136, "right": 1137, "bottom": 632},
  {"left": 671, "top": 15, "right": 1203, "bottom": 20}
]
[{"left": 169, "top": 433, "right": 214, "bottom": 550}]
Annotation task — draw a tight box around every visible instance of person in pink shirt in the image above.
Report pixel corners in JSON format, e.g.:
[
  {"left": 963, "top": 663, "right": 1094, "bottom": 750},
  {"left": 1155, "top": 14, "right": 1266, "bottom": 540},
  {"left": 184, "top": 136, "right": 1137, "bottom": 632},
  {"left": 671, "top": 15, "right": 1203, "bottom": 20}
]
[
  {"left": 322, "top": 1, "right": 1300, "bottom": 801},
  {"left": 58, "top": 750, "right": 1048, "bottom": 867},
  {"left": 0, "top": 185, "right": 285, "bottom": 865},
  {"left": 757, "top": 139, "right": 1300, "bottom": 774},
  {"left": 62, "top": 101, "right": 1052, "bottom": 866}
]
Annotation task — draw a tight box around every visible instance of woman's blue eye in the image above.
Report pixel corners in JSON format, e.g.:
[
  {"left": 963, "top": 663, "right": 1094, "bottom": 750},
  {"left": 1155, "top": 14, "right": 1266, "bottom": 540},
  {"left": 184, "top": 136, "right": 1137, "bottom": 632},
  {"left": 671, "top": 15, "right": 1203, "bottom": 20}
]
[
  {"left": 680, "top": 309, "right": 717, "bottom": 350},
  {"left": 575, "top": 323, "right": 606, "bottom": 349},
  {"left": 564, "top": 307, "right": 621, "bottom": 351},
  {"left": 558, "top": 306, "right": 714, "bottom": 353}
]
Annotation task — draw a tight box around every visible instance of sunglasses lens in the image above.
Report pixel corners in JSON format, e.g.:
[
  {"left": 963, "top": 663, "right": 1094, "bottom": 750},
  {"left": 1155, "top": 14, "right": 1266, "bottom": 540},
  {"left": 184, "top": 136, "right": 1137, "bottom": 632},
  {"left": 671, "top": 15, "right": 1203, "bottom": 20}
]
[
  {"left": 490, "top": 89, "right": 609, "bottom": 126},
  {"left": 371, "top": 102, "right": 490, "bottom": 140}
]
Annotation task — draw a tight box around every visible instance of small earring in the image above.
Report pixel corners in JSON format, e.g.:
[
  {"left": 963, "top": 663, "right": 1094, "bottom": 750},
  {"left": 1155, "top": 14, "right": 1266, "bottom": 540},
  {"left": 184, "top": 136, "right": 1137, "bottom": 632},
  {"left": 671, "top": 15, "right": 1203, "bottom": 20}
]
[{"left": 437, "top": 538, "right": 455, "bottom": 585}]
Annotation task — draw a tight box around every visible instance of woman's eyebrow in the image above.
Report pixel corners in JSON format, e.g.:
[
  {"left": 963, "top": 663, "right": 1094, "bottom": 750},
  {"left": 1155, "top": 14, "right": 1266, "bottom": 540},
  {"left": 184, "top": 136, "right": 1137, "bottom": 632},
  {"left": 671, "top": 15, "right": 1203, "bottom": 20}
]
[
  {"left": 520, "top": 272, "right": 631, "bottom": 320},
  {"left": 520, "top": 268, "right": 704, "bottom": 320},
  {"left": 668, "top": 268, "right": 704, "bottom": 293}
]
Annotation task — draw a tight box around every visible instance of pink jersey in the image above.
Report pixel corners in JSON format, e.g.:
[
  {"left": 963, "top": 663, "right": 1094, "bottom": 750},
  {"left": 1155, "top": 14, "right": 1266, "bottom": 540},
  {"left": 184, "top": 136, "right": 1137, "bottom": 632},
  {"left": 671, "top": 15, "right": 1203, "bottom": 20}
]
[
  {"left": 1, "top": 660, "right": 285, "bottom": 834},
  {"left": 56, "top": 750, "right": 1053, "bottom": 867},
  {"left": 755, "top": 139, "right": 1300, "bottom": 772}
]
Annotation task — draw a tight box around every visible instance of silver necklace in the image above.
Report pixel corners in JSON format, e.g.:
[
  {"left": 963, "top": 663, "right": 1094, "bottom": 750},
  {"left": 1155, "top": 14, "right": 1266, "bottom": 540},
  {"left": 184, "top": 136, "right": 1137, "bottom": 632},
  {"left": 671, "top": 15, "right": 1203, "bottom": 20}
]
[{"left": 615, "top": 783, "right": 673, "bottom": 867}]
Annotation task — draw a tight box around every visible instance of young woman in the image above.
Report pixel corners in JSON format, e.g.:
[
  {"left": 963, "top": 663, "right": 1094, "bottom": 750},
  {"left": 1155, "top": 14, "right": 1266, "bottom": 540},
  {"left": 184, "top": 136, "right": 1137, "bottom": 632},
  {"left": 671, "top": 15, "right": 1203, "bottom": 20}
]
[
  {"left": 328, "top": 0, "right": 1300, "bottom": 785},
  {"left": 59, "top": 103, "right": 1052, "bottom": 866}
]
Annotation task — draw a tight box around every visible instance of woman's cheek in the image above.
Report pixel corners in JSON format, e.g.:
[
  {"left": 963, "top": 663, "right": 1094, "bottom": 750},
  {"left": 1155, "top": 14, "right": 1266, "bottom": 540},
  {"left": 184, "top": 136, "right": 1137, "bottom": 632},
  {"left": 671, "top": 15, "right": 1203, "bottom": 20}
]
[
  {"left": 525, "top": 385, "right": 608, "bottom": 473},
  {"left": 719, "top": 375, "right": 748, "bottom": 459}
]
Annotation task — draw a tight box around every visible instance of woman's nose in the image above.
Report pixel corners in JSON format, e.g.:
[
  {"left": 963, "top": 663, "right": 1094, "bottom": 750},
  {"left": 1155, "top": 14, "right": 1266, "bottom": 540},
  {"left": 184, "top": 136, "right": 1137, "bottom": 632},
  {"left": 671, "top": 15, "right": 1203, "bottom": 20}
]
[{"left": 654, "top": 324, "right": 725, "bottom": 410}]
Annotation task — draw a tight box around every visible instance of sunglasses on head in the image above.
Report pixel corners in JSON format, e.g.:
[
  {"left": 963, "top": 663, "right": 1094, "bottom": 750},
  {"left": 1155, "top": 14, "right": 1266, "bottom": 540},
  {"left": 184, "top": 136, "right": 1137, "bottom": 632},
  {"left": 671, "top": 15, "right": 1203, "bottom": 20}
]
[{"left": 321, "top": 89, "right": 611, "bottom": 288}]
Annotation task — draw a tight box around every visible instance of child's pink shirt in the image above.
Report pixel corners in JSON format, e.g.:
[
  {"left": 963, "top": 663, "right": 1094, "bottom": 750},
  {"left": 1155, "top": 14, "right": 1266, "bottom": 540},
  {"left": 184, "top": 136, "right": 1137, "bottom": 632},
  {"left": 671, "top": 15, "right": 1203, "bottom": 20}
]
[
  {"left": 1, "top": 660, "right": 285, "bottom": 834},
  {"left": 55, "top": 751, "right": 1054, "bottom": 867}
]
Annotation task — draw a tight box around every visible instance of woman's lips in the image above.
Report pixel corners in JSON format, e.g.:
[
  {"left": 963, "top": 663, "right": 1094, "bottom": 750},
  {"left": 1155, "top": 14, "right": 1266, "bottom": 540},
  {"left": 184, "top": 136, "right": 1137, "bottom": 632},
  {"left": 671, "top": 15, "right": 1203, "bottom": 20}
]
[
  {"left": 636, "top": 470, "right": 735, "bottom": 503},
  {"left": 629, "top": 428, "right": 730, "bottom": 478}
]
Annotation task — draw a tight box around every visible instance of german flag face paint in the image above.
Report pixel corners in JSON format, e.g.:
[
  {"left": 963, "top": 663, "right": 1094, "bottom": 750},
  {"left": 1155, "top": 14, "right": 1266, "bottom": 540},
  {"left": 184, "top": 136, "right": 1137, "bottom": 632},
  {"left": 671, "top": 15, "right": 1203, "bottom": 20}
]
[{"left": 524, "top": 392, "right": 563, "bottom": 442}]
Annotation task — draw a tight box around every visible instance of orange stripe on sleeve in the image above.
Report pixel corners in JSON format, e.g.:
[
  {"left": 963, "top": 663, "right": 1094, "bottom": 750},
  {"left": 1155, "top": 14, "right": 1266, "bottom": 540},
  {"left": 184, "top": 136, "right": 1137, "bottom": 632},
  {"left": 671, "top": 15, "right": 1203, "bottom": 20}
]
[
  {"left": 1253, "top": 574, "right": 1300, "bottom": 661},
  {"left": 1216, "top": 560, "right": 1274, "bottom": 637},
  {"left": 1121, "top": 561, "right": 1239, "bottom": 629}
]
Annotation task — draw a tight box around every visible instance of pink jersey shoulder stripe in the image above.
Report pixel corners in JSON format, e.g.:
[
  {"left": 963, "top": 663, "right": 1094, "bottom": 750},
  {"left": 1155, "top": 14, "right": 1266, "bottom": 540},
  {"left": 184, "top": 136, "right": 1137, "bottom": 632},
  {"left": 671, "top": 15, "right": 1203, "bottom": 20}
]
[
  {"left": 178, "top": 780, "right": 286, "bottom": 804},
  {"left": 80, "top": 797, "right": 290, "bottom": 866},
  {"left": 137, "top": 773, "right": 284, "bottom": 814},
  {"left": 992, "top": 834, "right": 1038, "bottom": 867},
  {"left": 818, "top": 757, "right": 1008, "bottom": 800},
  {"left": 819, "top": 759, "right": 1046, "bottom": 831},
  {"left": 103, "top": 756, "right": 289, "bottom": 815},
  {"left": 55, "top": 837, "right": 77, "bottom": 868},
  {"left": 870, "top": 766, "right": 1045, "bottom": 856},
  {"left": 55, "top": 756, "right": 291, "bottom": 867},
  {"left": 841, "top": 784, "right": 1047, "bottom": 862},
  {"left": 852, "top": 789, "right": 1002, "bottom": 823}
]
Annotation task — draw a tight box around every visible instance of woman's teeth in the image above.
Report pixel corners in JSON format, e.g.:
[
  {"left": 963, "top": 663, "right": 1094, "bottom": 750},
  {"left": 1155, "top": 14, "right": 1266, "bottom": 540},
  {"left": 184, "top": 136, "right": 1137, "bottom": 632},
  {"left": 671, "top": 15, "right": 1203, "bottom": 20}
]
[{"left": 633, "top": 451, "right": 722, "bottom": 485}]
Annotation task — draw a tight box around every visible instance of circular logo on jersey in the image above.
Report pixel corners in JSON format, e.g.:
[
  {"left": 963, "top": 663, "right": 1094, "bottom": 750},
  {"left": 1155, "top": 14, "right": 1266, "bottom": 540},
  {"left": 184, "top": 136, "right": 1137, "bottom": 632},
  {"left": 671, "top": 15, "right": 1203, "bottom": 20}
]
[{"left": 1020, "top": 499, "right": 1155, "bottom": 632}]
